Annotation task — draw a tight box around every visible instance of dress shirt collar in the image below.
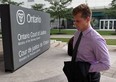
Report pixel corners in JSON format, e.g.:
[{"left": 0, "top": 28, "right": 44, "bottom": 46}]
[{"left": 82, "top": 25, "right": 92, "bottom": 37}]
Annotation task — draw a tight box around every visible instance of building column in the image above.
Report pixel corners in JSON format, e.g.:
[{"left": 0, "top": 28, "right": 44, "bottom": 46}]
[
  {"left": 108, "top": 20, "right": 109, "bottom": 30},
  {"left": 99, "top": 20, "right": 101, "bottom": 29},
  {"left": 112, "top": 21, "right": 114, "bottom": 29},
  {"left": 103, "top": 20, "right": 105, "bottom": 29}
]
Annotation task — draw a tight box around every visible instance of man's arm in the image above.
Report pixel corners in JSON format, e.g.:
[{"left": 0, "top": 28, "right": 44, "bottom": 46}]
[{"left": 89, "top": 38, "right": 111, "bottom": 72}]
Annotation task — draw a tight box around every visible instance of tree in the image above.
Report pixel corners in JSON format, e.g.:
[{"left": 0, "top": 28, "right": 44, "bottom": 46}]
[
  {"left": 45, "top": 0, "right": 72, "bottom": 33},
  {"left": 111, "top": 0, "right": 116, "bottom": 7},
  {"left": 31, "top": 3, "right": 45, "bottom": 11},
  {"left": 104, "top": 0, "right": 116, "bottom": 32},
  {"left": 104, "top": 0, "right": 116, "bottom": 18},
  {"left": 0, "top": 0, "right": 24, "bottom": 6},
  {"left": 62, "top": 8, "right": 73, "bottom": 20},
  {"left": 111, "top": 0, "right": 116, "bottom": 32}
]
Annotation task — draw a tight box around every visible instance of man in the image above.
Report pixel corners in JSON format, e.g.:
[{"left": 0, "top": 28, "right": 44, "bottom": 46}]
[{"left": 72, "top": 4, "right": 111, "bottom": 82}]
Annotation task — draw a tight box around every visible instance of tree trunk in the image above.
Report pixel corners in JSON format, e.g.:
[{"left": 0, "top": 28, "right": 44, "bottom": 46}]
[{"left": 58, "top": 15, "right": 61, "bottom": 33}]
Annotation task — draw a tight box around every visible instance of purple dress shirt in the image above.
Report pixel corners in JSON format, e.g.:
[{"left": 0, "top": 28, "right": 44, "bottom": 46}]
[{"left": 73, "top": 26, "right": 111, "bottom": 72}]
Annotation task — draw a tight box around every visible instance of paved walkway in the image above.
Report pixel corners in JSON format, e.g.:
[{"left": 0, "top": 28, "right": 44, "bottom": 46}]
[
  {"left": 51, "top": 35, "right": 116, "bottom": 39},
  {"left": 0, "top": 47, "right": 116, "bottom": 82},
  {"left": 0, "top": 40, "right": 115, "bottom": 82}
]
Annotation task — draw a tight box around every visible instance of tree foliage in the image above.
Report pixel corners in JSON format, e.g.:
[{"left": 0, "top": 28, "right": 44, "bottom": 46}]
[
  {"left": 45, "top": 0, "right": 72, "bottom": 19},
  {"left": 31, "top": 4, "right": 45, "bottom": 11},
  {"left": 0, "top": 0, "right": 24, "bottom": 6},
  {"left": 45, "top": 0, "right": 73, "bottom": 32},
  {"left": 104, "top": 0, "right": 116, "bottom": 32},
  {"left": 104, "top": 0, "right": 116, "bottom": 18}
]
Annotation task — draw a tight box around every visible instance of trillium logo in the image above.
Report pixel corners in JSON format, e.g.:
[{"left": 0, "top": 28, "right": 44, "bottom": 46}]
[{"left": 16, "top": 10, "right": 25, "bottom": 25}]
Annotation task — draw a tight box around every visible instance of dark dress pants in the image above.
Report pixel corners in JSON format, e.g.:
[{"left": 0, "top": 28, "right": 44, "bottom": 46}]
[{"left": 87, "top": 72, "right": 101, "bottom": 82}]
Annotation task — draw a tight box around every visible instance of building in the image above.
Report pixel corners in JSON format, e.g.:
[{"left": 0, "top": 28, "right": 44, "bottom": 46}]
[
  {"left": 0, "top": 4, "right": 115, "bottom": 31},
  {"left": 99, "top": 19, "right": 116, "bottom": 30},
  {"left": 51, "top": 6, "right": 116, "bottom": 31},
  {"left": 91, "top": 6, "right": 116, "bottom": 30}
]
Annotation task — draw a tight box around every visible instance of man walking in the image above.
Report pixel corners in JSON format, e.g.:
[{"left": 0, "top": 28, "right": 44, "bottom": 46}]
[{"left": 72, "top": 4, "right": 111, "bottom": 82}]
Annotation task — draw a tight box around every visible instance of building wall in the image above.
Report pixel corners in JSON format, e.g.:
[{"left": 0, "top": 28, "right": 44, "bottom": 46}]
[{"left": 50, "top": 18, "right": 67, "bottom": 29}]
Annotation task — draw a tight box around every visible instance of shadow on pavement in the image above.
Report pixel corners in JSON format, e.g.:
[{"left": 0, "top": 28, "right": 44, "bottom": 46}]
[{"left": 35, "top": 74, "right": 67, "bottom": 82}]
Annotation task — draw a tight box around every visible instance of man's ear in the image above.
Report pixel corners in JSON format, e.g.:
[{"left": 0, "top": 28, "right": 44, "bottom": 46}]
[{"left": 86, "top": 17, "right": 90, "bottom": 22}]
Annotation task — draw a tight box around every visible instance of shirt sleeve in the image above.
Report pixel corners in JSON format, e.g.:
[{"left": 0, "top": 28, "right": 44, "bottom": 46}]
[{"left": 89, "top": 38, "right": 111, "bottom": 72}]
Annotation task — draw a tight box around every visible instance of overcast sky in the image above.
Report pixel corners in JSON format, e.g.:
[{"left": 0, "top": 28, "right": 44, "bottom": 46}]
[{"left": 12, "top": 0, "right": 113, "bottom": 8}]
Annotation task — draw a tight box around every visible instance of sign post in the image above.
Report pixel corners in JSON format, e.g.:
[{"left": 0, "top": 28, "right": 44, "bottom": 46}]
[{"left": 0, "top": 4, "right": 50, "bottom": 72}]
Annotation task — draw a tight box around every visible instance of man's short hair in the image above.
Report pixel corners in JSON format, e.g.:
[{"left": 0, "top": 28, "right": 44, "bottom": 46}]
[{"left": 72, "top": 4, "right": 92, "bottom": 19}]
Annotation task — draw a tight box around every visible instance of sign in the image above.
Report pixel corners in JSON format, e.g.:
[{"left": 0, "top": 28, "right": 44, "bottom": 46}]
[{"left": 0, "top": 4, "right": 50, "bottom": 72}]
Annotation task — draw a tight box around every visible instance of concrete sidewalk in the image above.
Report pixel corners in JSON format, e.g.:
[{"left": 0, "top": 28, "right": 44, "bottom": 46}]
[
  {"left": 0, "top": 47, "right": 116, "bottom": 82},
  {"left": 0, "top": 40, "right": 116, "bottom": 82},
  {"left": 51, "top": 35, "right": 116, "bottom": 39}
]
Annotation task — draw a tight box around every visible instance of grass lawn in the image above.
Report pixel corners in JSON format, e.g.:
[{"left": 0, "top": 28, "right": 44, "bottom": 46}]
[
  {"left": 106, "top": 39, "right": 116, "bottom": 45},
  {"left": 97, "top": 31, "right": 116, "bottom": 35},
  {"left": 51, "top": 38, "right": 116, "bottom": 45},
  {"left": 50, "top": 29, "right": 76, "bottom": 35},
  {"left": 50, "top": 29, "right": 116, "bottom": 35}
]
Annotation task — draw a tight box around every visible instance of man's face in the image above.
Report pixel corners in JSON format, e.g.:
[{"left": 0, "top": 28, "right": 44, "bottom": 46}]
[{"left": 73, "top": 13, "right": 90, "bottom": 31}]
